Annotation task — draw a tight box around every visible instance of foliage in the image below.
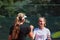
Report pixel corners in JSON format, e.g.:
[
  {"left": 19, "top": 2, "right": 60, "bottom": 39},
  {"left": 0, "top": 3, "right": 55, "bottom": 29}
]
[
  {"left": 52, "top": 31, "right": 60, "bottom": 38},
  {"left": 0, "top": 0, "right": 54, "bottom": 17}
]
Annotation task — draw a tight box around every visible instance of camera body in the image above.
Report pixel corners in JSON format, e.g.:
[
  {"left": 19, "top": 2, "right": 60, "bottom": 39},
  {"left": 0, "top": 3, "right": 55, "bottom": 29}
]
[
  {"left": 19, "top": 17, "right": 23, "bottom": 21},
  {"left": 19, "top": 15, "right": 27, "bottom": 21}
]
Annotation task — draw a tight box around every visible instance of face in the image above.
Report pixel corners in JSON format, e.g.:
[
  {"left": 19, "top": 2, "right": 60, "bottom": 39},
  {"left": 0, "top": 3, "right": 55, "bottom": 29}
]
[{"left": 38, "top": 17, "right": 46, "bottom": 27}]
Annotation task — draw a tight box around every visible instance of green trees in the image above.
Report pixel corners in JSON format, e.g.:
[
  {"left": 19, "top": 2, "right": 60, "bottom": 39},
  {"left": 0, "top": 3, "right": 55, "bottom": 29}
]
[
  {"left": 0, "top": 0, "right": 51, "bottom": 17},
  {"left": 0, "top": 0, "right": 60, "bottom": 17}
]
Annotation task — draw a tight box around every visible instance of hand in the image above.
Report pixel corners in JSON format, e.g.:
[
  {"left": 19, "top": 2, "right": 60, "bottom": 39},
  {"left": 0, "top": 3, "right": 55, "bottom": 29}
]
[{"left": 30, "top": 25, "right": 34, "bottom": 30}]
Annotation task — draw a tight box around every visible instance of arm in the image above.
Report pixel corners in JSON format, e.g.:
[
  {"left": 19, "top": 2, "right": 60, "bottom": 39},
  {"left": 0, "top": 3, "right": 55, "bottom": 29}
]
[
  {"left": 8, "top": 35, "right": 12, "bottom": 40},
  {"left": 8, "top": 26, "right": 13, "bottom": 40},
  {"left": 47, "top": 35, "right": 51, "bottom": 40},
  {"left": 28, "top": 25, "right": 34, "bottom": 40},
  {"left": 47, "top": 29, "right": 51, "bottom": 40}
]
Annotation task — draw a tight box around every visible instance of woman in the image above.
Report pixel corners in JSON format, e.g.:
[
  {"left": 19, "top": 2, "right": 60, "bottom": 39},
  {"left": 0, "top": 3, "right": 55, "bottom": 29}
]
[
  {"left": 33, "top": 17, "right": 51, "bottom": 40},
  {"left": 8, "top": 13, "right": 34, "bottom": 40}
]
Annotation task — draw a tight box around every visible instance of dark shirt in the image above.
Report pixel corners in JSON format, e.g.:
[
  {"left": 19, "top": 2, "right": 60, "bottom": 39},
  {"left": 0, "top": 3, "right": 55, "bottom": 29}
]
[{"left": 9, "top": 22, "right": 31, "bottom": 40}]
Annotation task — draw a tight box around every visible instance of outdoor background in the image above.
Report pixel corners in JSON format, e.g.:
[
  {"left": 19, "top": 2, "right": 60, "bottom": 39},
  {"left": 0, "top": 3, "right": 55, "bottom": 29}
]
[{"left": 0, "top": 0, "right": 60, "bottom": 40}]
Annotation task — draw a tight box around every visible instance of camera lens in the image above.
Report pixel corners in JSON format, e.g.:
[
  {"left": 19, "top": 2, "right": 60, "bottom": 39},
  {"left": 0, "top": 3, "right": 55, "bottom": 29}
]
[{"left": 19, "top": 17, "right": 22, "bottom": 21}]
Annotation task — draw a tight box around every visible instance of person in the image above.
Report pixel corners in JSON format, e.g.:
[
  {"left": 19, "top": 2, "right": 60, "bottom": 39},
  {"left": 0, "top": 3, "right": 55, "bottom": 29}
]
[
  {"left": 33, "top": 17, "right": 51, "bottom": 40},
  {"left": 8, "top": 13, "right": 34, "bottom": 40}
]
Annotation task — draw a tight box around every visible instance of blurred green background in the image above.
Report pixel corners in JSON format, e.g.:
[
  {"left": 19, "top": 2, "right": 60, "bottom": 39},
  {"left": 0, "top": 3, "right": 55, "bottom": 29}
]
[{"left": 0, "top": 0, "right": 60, "bottom": 40}]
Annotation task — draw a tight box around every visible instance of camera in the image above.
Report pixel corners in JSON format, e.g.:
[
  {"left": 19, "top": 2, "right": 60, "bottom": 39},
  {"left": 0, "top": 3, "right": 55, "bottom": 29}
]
[
  {"left": 19, "top": 16, "right": 27, "bottom": 21},
  {"left": 19, "top": 17, "right": 22, "bottom": 21}
]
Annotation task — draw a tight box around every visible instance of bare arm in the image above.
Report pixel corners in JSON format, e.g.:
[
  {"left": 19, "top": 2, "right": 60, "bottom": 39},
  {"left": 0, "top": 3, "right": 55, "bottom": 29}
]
[
  {"left": 28, "top": 25, "right": 34, "bottom": 40},
  {"left": 8, "top": 35, "right": 12, "bottom": 40},
  {"left": 47, "top": 29, "right": 51, "bottom": 40},
  {"left": 47, "top": 35, "right": 51, "bottom": 40}
]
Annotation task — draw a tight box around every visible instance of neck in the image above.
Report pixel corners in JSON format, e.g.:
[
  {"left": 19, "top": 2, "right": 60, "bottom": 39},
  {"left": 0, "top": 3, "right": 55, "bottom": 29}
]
[{"left": 39, "top": 26, "right": 45, "bottom": 30}]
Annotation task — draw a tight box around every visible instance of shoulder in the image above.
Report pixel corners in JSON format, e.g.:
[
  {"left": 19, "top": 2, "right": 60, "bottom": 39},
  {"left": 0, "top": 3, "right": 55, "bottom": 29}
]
[
  {"left": 45, "top": 27, "right": 51, "bottom": 35},
  {"left": 34, "top": 28, "right": 39, "bottom": 31},
  {"left": 24, "top": 22, "right": 30, "bottom": 25},
  {"left": 33, "top": 28, "right": 39, "bottom": 33},
  {"left": 23, "top": 22, "right": 30, "bottom": 27},
  {"left": 44, "top": 27, "right": 49, "bottom": 30},
  {"left": 44, "top": 27, "right": 50, "bottom": 32}
]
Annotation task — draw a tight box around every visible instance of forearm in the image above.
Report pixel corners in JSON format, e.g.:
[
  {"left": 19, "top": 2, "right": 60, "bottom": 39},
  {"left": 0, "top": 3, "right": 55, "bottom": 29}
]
[
  {"left": 8, "top": 35, "right": 12, "bottom": 40},
  {"left": 30, "top": 37, "right": 34, "bottom": 40},
  {"left": 29, "top": 25, "right": 34, "bottom": 40},
  {"left": 47, "top": 38, "right": 51, "bottom": 40},
  {"left": 47, "top": 36, "right": 51, "bottom": 40}
]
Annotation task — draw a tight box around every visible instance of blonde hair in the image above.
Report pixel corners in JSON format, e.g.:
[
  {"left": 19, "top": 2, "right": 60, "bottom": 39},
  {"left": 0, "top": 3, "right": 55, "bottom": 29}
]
[
  {"left": 17, "top": 13, "right": 26, "bottom": 21},
  {"left": 12, "top": 13, "right": 26, "bottom": 39}
]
